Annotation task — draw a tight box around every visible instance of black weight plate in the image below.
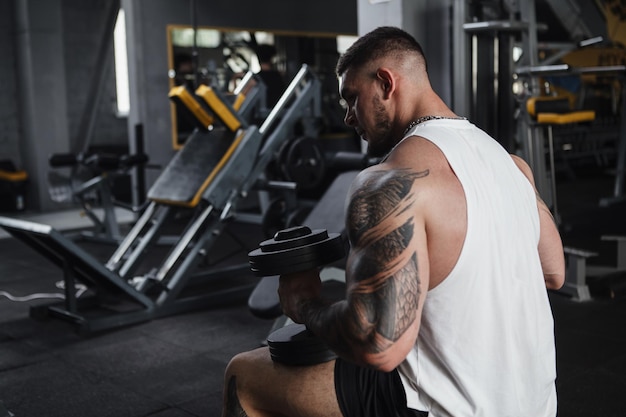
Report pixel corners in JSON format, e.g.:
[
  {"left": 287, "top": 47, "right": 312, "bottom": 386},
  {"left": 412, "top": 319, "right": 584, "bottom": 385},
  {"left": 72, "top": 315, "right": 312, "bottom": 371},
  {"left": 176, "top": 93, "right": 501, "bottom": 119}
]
[
  {"left": 250, "top": 239, "right": 343, "bottom": 269},
  {"left": 282, "top": 137, "right": 326, "bottom": 190},
  {"left": 269, "top": 347, "right": 337, "bottom": 365},
  {"left": 270, "top": 349, "right": 337, "bottom": 366},
  {"left": 269, "top": 339, "right": 336, "bottom": 355},
  {"left": 250, "top": 250, "right": 344, "bottom": 276},
  {"left": 267, "top": 323, "right": 337, "bottom": 366},
  {"left": 250, "top": 251, "right": 344, "bottom": 276},
  {"left": 249, "top": 232, "right": 342, "bottom": 262},
  {"left": 268, "top": 338, "right": 335, "bottom": 352},
  {"left": 249, "top": 235, "right": 345, "bottom": 276},
  {"left": 267, "top": 323, "right": 316, "bottom": 344},
  {"left": 260, "top": 228, "right": 328, "bottom": 252}
]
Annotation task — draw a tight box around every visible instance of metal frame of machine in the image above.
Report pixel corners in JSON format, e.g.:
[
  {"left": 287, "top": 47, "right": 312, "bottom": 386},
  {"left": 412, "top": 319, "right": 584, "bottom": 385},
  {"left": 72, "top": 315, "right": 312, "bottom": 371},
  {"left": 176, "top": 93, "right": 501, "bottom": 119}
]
[{"left": 0, "top": 64, "right": 322, "bottom": 333}]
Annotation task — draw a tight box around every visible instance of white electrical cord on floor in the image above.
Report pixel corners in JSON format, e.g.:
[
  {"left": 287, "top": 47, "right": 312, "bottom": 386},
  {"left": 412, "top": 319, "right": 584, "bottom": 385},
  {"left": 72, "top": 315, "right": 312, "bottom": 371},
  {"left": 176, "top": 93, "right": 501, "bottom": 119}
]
[{"left": 0, "top": 280, "right": 88, "bottom": 302}]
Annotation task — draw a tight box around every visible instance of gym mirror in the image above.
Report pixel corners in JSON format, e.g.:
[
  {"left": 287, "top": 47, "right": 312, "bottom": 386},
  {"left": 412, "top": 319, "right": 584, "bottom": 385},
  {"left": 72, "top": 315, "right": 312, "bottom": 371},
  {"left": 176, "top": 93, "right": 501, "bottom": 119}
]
[
  {"left": 166, "top": 25, "right": 357, "bottom": 149},
  {"left": 167, "top": 25, "right": 276, "bottom": 148}
]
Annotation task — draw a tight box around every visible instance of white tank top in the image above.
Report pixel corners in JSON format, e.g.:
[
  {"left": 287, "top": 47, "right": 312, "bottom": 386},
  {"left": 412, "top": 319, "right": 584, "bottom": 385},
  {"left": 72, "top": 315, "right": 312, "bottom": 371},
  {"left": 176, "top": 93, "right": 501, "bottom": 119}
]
[{"left": 396, "top": 119, "right": 557, "bottom": 417}]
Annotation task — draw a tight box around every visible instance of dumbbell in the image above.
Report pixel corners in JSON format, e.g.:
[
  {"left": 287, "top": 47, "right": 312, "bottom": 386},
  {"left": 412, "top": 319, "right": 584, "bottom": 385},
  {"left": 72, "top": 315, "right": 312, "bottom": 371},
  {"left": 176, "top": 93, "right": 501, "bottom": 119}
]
[{"left": 248, "top": 225, "right": 346, "bottom": 366}]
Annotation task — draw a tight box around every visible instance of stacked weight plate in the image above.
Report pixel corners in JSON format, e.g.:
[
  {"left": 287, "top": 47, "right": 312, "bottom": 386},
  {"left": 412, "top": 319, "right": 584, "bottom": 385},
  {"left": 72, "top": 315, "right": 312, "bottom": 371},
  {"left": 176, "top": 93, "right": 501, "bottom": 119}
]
[
  {"left": 267, "top": 323, "right": 337, "bottom": 366},
  {"left": 248, "top": 226, "right": 345, "bottom": 276},
  {"left": 248, "top": 226, "right": 346, "bottom": 365}
]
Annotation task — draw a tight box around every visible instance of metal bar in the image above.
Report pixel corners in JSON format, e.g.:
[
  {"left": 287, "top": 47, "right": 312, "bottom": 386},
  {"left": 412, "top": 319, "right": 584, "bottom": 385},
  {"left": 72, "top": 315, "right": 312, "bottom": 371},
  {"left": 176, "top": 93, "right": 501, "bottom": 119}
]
[
  {"left": 156, "top": 216, "right": 224, "bottom": 306},
  {"left": 233, "top": 71, "right": 255, "bottom": 95},
  {"left": 255, "top": 79, "right": 319, "bottom": 174},
  {"left": 259, "top": 64, "right": 310, "bottom": 135},
  {"left": 63, "top": 259, "right": 77, "bottom": 313},
  {"left": 97, "top": 177, "right": 121, "bottom": 240},
  {"left": 106, "top": 201, "right": 158, "bottom": 270},
  {"left": 516, "top": 64, "right": 626, "bottom": 76},
  {"left": 600, "top": 78, "right": 626, "bottom": 206},
  {"left": 154, "top": 205, "right": 214, "bottom": 281},
  {"left": 565, "top": 256, "right": 591, "bottom": 302},
  {"left": 134, "top": 124, "right": 146, "bottom": 205},
  {"left": 451, "top": 0, "right": 470, "bottom": 116},
  {"left": 190, "top": 0, "right": 199, "bottom": 90},
  {"left": 118, "top": 204, "right": 172, "bottom": 279},
  {"left": 612, "top": 84, "right": 626, "bottom": 198},
  {"left": 547, "top": 126, "right": 560, "bottom": 224},
  {"left": 463, "top": 20, "right": 530, "bottom": 32}
]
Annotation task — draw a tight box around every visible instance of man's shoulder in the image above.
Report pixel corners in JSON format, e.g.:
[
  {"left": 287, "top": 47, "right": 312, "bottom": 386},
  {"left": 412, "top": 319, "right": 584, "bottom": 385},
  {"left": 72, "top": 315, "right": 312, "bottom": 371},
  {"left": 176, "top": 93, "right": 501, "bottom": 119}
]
[
  {"left": 350, "top": 164, "right": 431, "bottom": 201},
  {"left": 386, "top": 135, "right": 451, "bottom": 176}
]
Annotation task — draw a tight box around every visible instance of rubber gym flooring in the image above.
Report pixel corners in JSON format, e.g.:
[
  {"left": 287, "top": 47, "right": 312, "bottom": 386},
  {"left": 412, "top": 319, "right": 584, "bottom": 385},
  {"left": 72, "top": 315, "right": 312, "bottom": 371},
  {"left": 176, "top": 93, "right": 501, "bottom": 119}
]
[{"left": 1, "top": 168, "right": 625, "bottom": 417}]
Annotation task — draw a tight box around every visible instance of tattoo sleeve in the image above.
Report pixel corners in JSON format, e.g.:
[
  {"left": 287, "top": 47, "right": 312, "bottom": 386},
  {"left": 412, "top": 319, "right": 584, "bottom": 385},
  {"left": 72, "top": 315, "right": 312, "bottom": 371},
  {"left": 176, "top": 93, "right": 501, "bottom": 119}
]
[
  {"left": 224, "top": 376, "right": 248, "bottom": 417},
  {"left": 302, "top": 169, "right": 428, "bottom": 363}
]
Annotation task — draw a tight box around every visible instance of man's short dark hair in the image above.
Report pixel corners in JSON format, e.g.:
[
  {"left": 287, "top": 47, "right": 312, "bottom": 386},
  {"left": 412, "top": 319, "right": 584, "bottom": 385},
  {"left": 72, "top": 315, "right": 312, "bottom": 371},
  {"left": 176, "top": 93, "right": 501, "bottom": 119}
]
[{"left": 336, "top": 26, "right": 426, "bottom": 76}]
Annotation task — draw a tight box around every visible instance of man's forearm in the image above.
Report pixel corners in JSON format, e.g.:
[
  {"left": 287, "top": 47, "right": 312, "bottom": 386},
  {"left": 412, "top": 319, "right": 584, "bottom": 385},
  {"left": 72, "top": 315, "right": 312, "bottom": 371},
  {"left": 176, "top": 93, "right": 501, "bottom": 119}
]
[{"left": 300, "top": 298, "right": 373, "bottom": 364}]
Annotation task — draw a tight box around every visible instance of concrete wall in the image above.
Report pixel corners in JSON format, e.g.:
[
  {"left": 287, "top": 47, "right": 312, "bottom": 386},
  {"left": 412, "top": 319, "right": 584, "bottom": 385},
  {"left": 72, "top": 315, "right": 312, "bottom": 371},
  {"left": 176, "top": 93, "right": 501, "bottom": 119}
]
[
  {"left": 3, "top": 0, "right": 128, "bottom": 211},
  {"left": 0, "top": 1, "right": 21, "bottom": 168},
  {"left": 13, "top": 0, "right": 71, "bottom": 211},
  {"left": 62, "top": 0, "right": 127, "bottom": 152}
]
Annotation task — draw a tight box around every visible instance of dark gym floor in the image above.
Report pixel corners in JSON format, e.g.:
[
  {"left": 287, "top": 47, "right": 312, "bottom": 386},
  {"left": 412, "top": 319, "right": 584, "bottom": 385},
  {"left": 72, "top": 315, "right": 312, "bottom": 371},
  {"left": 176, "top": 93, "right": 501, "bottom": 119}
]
[{"left": 1, "top": 165, "right": 626, "bottom": 417}]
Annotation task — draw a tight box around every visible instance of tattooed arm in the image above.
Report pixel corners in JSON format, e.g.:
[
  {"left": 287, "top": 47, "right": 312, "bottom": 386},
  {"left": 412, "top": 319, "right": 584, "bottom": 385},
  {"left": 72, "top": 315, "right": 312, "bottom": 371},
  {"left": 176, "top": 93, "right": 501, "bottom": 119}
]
[{"left": 279, "top": 166, "right": 431, "bottom": 371}]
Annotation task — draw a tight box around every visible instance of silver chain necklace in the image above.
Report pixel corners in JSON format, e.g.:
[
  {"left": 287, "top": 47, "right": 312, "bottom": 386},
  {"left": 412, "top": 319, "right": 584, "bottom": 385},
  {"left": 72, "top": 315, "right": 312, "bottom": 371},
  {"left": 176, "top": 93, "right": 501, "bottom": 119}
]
[
  {"left": 381, "top": 115, "right": 467, "bottom": 163},
  {"left": 403, "top": 115, "right": 467, "bottom": 135}
]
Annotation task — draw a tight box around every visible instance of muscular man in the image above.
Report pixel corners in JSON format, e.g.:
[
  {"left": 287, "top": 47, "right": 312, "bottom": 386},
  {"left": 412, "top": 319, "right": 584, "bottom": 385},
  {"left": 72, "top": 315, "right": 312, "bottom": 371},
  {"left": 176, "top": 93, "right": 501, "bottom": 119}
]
[{"left": 222, "top": 26, "right": 565, "bottom": 417}]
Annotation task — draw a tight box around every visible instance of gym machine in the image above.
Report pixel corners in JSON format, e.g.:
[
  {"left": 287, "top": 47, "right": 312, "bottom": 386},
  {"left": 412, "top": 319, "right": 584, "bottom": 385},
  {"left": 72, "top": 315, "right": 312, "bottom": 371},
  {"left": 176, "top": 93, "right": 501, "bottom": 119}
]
[
  {"left": 43, "top": 70, "right": 266, "bottom": 245},
  {"left": 0, "top": 64, "right": 324, "bottom": 334},
  {"left": 46, "top": 129, "right": 149, "bottom": 244},
  {"left": 515, "top": 63, "right": 626, "bottom": 211},
  {"left": 472, "top": 1, "right": 626, "bottom": 302},
  {"left": 515, "top": 61, "right": 626, "bottom": 301}
]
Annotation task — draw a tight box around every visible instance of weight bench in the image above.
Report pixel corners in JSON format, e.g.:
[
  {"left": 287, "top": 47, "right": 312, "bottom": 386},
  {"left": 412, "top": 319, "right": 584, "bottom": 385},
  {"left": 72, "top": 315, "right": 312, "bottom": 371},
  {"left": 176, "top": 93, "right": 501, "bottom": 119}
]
[
  {"left": 248, "top": 170, "right": 359, "bottom": 333},
  {"left": 561, "top": 246, "right": 597, "bottom": 302},
  {"left": 47, "top": 146, "right": 148, "bottom": 244},
  {"left": 560, "top": 236, "right": 626, "bottom": 302}
]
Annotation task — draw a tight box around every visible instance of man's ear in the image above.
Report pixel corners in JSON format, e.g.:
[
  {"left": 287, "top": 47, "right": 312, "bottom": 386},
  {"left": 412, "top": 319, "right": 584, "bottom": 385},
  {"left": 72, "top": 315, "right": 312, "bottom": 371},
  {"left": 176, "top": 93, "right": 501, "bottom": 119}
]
[{"left": 376, "top": 68, "right": 395, "bottom": 99}]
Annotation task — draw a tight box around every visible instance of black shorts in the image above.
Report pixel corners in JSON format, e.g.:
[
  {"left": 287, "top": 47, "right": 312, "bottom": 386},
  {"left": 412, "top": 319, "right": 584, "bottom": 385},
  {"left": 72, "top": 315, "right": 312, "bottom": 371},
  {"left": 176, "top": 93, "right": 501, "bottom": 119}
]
[{"left": 334, "top": 357, "right": 428, "bottom": 417}]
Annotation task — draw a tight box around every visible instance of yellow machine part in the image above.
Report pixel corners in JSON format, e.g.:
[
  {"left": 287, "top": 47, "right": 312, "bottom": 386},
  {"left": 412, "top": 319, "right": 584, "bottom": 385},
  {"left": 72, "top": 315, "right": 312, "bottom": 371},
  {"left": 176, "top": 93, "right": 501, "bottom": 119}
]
[
  {"left": 195, "top": 85, "right": 242, "bottom": 132},
  {"left": 168, "top": 85, "right": 214, "bottom": 129},
  {"left": 0, "top": 170, "right": 28, "bottom": 182},
  {"left": 526, "top": 96, "right": 571, "bottom": 117},
  {"left": 536, "top": 110, "right": 596, "bottom": 125},
  {"left": 232, "top": 92, "right": 246, "bottom": 111},
  {"left": 597, "top": 0, "right": 626, "bottom": 46}
]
